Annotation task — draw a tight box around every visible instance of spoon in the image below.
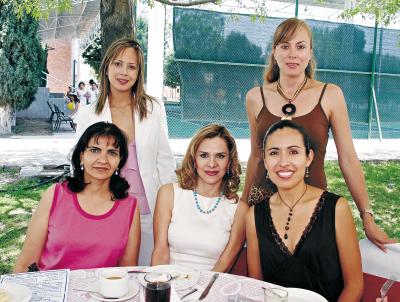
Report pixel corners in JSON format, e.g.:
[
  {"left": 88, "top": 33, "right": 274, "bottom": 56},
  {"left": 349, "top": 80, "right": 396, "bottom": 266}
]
[{"left": 72, "top": 288, "right": 118, "bottom": 299}]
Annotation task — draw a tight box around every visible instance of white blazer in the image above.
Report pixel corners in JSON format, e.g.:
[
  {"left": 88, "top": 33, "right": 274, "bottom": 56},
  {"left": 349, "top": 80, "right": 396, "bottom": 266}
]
[{"left": 74, "top": 98, "right": 176, "bottom": 214}]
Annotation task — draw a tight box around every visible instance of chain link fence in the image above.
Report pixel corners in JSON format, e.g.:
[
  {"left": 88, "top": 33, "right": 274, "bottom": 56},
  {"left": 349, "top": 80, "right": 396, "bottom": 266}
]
[{"left": 163, "top": 7, "right": 400, "bottom": 139}]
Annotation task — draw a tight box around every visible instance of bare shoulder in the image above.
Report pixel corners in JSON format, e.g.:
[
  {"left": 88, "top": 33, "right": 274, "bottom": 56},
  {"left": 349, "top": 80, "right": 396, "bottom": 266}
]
[
  {"left": 158, "top": 183, "right": 174, "bottom": 195},
  {"left": 335, "top": 196, "right": 351, "bottom": 215},
  {"left": 36, "top": 183, "right": 57, "bottom": 212},
  {"left": 246, "top": 86, "right": 262, "bottom": 104},
  {"left": 322, "top": 83, "right": 345, "bottom": 101}
]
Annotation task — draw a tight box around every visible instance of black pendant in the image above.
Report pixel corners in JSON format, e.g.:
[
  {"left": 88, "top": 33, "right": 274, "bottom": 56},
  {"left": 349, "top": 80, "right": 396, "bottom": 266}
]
[{"left": 282, "top": 103, "right": 296, "bottom": 116}]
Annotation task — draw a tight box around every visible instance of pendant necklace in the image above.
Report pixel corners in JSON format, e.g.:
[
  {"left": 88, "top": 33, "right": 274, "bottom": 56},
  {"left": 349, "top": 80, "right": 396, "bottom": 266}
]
[
  {"left": 193, "top": 189, "right": 222, "bottom": 214},
  {"left": 277, "top": 184, "right": 308, "bottom": 240},
  {"left": 277, "top": 76, "right": 307, "bottom": 120}
]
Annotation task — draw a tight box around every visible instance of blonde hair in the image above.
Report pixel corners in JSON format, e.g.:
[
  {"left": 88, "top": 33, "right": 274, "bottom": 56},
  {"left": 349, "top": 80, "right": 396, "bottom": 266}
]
[
  {"left": 176, "top": 124, "right": 241, "bottom": 201},
  {"left": 264, "top": 18, "right": 316, "bottom": 83},
  {"left": 96, "top": 37, "right": 155, "bottom": 120}
]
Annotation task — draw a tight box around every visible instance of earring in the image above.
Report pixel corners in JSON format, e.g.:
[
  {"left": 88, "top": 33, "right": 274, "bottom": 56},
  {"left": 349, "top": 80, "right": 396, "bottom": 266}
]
[
  {"left": 265, "top": 170, "right": 269, "bottom": 180},
  {"left": 115, "top": 169, "right": 118, "bottom": 176},
  {"left": 80, "top": 164, "right": 84, "bottom": 171},
  {"left": 226, "top": 168, "right": 231, "bottom": 176},
  {"left": 305, "top": 61, "right": 311, "bottom": 75},
  {"left": 305, "top": 167, "right": 310, "bottom": 178}
]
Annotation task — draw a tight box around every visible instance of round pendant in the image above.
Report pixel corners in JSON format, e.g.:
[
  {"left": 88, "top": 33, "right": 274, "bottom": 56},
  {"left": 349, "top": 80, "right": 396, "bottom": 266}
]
[{"left": 282, "top": 103, "right": 296, "bottom": 116}]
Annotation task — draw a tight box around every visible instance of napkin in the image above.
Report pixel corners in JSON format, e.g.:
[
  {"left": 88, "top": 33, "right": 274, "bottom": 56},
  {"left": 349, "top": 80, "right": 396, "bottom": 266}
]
[{"left": 359, "top": 239, "right": 400, "bottom": 279}]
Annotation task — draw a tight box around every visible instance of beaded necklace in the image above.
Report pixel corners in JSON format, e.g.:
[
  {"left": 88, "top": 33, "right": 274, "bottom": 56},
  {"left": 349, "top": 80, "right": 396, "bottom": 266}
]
[
  {"left": 277, "top": 184, "right": 308, "bottom": 240},
  {"left": 193, "top": 189, "right": 222, "bottom": 214}
]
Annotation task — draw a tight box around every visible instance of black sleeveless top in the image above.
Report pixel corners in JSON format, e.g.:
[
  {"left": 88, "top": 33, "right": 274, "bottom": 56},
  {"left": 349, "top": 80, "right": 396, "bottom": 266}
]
[{"left": 254, "top": 191, "right": 343, "bottom": 302}]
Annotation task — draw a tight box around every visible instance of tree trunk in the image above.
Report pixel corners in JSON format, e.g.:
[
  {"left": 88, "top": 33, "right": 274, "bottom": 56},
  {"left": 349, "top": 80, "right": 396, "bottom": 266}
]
[
  {"left": 0, "top": 104, "right": 13, "bottom": 134},
  {"left": 100, "top": 0, "right": 136, "bottom": 59}
]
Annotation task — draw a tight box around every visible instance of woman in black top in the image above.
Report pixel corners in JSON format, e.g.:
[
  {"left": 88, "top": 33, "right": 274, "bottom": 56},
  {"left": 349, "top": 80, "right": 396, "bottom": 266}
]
[{"left": 246, "top": 120, "right": 363, "bottom": 302}]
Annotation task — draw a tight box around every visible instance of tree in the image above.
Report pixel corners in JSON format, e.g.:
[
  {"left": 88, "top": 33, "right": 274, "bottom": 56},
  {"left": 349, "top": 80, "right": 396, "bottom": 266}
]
[
  {"left": 0, "top": 3, "right": 46, "bottom": 134},
  {"left": 342, "top": 0, "right": 400, "bottom": 26},
  {"left": 164, "top": 55, "right": 181, "bottom": 88},
  {"left": 0, "top": 0, "right": 229, "bottom": 60}
]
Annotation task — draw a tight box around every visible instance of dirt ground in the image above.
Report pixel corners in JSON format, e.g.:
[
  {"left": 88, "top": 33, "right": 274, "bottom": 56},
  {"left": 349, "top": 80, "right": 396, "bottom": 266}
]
[{"left": 13, "top": 118, "right": 53, "bottom": 135}]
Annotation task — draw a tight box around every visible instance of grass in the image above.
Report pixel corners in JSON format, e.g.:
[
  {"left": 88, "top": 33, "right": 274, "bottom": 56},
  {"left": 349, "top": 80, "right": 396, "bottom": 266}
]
[{"left": 0, "top": 161, "right": 399, "bottom": 274}]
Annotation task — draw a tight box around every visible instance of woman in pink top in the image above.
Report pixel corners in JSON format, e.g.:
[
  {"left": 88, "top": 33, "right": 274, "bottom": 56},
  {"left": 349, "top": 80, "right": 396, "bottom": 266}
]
[{"left": 14, "top": 122, "right": 140, "bottom": 272}]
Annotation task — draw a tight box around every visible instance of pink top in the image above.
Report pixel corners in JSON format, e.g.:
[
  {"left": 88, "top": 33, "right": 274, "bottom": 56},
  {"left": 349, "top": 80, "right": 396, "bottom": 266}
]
[
  {"left": 39, "top": 182, "right": 137, "bottom": 270},
  {"left": 120, "top": 140, "right": 151, "bottom": 215}
]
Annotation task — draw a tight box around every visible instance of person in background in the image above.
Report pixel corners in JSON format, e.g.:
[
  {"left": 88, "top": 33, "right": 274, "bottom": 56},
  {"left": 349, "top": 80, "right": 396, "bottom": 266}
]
[
  {"left": 14, "top": 122, "right": 140, "bottom": 272},
  {"left": 242, "top": 17, "right": 394, "bottom": 251},
  {"left": 87, "top": 79, "right": 99, "bottom": 104},
  {"left": 152, "top": 124, "right": 244, "bottom": 272},
  {"left": 246, "top": 120, "right": 363, "bottom": 301},
  {"left": 74, "top": 38, "right": 176, "bottom": 265},
  {"left": 76, "top": 81, "right": 89, "bottom": 104}
]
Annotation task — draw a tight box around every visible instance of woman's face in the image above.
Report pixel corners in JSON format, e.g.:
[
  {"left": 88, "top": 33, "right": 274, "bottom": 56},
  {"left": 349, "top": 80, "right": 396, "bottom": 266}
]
[
  {"left": 79, "top": 83, "right": 85, "bottom": 90},
  {"left": 194, "top": 137, "right": 230, "bottom": 189},
  {"left": 264, "top": 127, "right": 313, "bottom": 190},
  {"left": 80, "top": 136, "right": 121, "bottom": 182},
  {"left": 273, "top": 27, "right": 312, "bottom": 78},
  {"left": 107, "top": 47, "right": 139, "bottom": 94}
]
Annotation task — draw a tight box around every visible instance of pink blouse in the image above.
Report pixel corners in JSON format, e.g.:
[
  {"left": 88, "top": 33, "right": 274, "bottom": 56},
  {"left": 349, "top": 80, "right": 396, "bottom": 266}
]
[
  {"left": 120, "top": 140, "right": 151, "bottom": 215},
  {"left": 39, "top": 182, "right": 137, "bottom": 270}
]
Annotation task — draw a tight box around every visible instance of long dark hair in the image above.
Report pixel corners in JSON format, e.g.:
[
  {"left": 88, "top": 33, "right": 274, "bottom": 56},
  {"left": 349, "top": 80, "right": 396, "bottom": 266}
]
[
  {"left": 67, "top": 122, "right": 130, "bottom": 199},
  {"left": 262, "top": 120, "right": 313, "bottom": 156}
]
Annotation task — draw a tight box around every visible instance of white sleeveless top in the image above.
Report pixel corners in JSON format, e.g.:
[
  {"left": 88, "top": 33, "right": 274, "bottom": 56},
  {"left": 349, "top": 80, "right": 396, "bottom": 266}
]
[{"left": 168, "top": 183, "right": 238, "bottom": 271}]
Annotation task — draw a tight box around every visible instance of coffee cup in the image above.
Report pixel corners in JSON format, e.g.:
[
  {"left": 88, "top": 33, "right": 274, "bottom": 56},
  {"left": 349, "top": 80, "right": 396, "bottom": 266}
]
[
  {"left": 144, "top": 272, "right": 172, "bottom": 302},
  {"left": 99, "top": 268, "right": 129, "bottom": 298}
]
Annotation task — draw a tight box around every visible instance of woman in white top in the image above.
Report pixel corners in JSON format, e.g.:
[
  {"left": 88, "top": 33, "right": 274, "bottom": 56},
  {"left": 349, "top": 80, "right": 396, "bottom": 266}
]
[
  {"left": 74, "top": 38, "right": 176, "bottom": 265},
  {"left": 152, "top": 124, "right": 244, "bottom": 271},
  {"left": 76, "top": 81, "right": 89, "bottom": 104}
]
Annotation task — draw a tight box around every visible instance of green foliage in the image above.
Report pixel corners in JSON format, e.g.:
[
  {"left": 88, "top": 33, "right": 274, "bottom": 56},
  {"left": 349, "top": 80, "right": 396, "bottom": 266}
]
[
  {"left": 81, "top": 36, "right": 102, "bottom": 76},
  {"left": 0, "top": 0, "right": 72, "bottom": 20},
  {"left": 341, "top": 0, "right": 400, "bottom": 26},
  {"left": 0, "top": 3, "right": 46, "bottom": 110},
  {"left": 164, "top": 56, "right": 181, "bottom": 88},
  {"left": 81, "top": 17, "right": 148, "bottom": 76}
]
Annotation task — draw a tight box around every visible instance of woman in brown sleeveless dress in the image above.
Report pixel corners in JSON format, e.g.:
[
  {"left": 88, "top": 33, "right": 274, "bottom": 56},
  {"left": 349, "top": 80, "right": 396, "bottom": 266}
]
[{"left": 241, "top": 18, "right": 395, "bottom": 251}]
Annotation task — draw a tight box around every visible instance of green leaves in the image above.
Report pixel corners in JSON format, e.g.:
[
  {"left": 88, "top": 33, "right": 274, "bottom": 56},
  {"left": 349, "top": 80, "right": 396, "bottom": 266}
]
[
  {"left": 0, "top": 0, "right": 72, "bottom": 20},
  {"left": 341, "top": 0, "right": 400, "bottom": 26}
]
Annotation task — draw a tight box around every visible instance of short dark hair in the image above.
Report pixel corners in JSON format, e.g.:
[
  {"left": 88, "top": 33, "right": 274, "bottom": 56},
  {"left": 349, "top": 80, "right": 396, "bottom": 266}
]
[
  {"left": 89, "top": 79, "right": 95, "bottom": 85},
  {"left": 67, "top": 122, "right": 130, "bottom": 199},
  {"left": 262, "top": 120, "right": 312, "bottom": 156}
]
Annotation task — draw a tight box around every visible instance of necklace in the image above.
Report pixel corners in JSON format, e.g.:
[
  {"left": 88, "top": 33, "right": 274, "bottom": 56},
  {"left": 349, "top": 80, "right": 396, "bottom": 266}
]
[
  {"left": 193, "top": 189, "right": 222, "bottom": 214},
  {"left": 277, "top": 184, "right": 308, "bottom": 240},
  {"left": 277, "top": 76, "right": 307, "bottom": 120}
]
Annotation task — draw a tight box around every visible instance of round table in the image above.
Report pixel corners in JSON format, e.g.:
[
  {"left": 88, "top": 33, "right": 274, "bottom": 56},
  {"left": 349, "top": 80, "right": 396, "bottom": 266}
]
[{"left": 68, "top": 267, "right": 268, "bottom": 301}]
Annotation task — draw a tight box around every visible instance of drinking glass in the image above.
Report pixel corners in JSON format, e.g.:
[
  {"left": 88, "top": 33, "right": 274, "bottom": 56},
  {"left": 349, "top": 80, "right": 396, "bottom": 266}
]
[{"left": 144, "top": 272, "right": 172, "bottom": 302}]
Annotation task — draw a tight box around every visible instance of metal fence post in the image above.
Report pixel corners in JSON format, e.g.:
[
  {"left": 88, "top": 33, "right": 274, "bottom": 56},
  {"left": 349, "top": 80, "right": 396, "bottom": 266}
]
[{"left": 368, "top": 20, "right": 379, "bottom": 139}]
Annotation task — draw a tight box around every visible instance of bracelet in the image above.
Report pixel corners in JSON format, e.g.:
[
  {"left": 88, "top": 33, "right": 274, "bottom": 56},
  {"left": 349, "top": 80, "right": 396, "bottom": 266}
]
[{"left": 359, "top": 208, "right": 374, "bottom": 219}]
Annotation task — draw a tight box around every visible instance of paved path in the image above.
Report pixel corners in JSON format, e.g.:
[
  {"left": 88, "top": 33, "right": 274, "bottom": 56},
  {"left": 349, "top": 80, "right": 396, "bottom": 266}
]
[{"left": 1, "top": 132, "right": 399, "bottom": 168}]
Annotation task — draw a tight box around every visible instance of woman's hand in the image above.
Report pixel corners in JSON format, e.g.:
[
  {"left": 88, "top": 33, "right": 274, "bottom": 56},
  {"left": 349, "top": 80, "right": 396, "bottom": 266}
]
[
  {"left": 376, "top": 297, "right": 388, "bottom": 302},
  {"left": 363, "top": 215, "right": 397, "bottom": 252}
]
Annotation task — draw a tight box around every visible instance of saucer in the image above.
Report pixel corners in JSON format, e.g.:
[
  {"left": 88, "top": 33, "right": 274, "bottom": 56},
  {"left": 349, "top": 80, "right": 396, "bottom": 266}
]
[
  {"left": 0, "top": 283, "right": 32, "bottom": 302},
  {"left": 89, "top": 280, "right": 139, "bottom": 301}
]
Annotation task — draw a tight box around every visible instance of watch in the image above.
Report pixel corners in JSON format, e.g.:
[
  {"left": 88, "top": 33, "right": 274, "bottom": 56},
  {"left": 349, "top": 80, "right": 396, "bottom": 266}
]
[{"left": 359, "top": 208, "right": 374, "bottom": 219}]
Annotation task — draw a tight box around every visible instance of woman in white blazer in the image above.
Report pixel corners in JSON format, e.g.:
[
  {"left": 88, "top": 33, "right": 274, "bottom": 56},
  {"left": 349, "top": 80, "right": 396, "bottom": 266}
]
[{"left": 74, "top": 38, "right": 176, "bottom": 265}]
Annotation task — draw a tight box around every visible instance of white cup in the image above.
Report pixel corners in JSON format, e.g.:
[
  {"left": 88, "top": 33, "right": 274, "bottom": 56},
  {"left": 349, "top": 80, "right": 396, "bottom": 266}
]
[{"left": 99, "top": 268, "right": 129, "bottom": 298}]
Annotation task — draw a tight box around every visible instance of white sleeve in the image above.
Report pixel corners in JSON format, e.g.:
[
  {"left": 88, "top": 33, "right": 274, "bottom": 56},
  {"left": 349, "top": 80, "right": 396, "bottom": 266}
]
[{"left": 155, "top": 101, "right": 177, "bottom": 185}]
